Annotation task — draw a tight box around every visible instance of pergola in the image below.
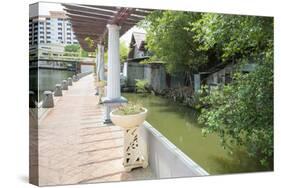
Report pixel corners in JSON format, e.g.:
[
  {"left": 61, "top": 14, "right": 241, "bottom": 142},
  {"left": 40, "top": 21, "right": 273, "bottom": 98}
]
[{"left": 62, "top": 3, "right": 154, "bottom": 122}]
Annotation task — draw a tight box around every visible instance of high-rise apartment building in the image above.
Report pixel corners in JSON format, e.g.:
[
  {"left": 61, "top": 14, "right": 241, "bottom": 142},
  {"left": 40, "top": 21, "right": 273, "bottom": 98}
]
[{"left": 29, "top": 11, "right": 78, "bottom": 46}]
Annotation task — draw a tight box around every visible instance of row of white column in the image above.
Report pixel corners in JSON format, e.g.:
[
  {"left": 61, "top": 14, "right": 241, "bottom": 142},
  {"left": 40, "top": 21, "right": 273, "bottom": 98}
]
[{"left": 95, "top": 24, "right": 127, "bottom": 123}]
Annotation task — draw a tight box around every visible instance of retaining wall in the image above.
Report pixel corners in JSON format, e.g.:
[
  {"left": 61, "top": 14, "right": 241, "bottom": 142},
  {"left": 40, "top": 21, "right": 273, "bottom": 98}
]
[{"left": 140, "top": 121, "right": 209, "bottom": 178}]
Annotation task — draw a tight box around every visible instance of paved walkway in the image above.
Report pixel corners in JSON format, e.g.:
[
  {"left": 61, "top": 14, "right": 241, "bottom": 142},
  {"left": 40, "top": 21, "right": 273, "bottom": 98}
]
[{"left": 37, "top": 75, "right": 155, "bottom": 186}]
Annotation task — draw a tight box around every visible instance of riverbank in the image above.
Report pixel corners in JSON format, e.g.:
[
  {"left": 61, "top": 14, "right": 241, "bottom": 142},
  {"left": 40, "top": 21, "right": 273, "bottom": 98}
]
[{"left": 123, "top": 92, "right": 271, "bottom": 174}]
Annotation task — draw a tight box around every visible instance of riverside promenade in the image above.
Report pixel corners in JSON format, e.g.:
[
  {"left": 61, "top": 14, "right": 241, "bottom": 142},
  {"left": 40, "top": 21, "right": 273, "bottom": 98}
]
[{"left": 37, "top": 74, "right": 154, "bottom": 186}]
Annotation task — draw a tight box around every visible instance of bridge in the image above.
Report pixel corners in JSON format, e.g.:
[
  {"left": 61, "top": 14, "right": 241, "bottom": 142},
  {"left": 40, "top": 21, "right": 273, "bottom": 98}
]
[{"left": 29, "top": 48, "right": 96, "bottom": 70}]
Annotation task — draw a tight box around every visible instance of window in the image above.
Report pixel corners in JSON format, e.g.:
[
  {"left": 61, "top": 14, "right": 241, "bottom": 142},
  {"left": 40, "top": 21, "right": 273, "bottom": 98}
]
[
  {"left": 66, "top": 28, "right": 71, "bottom": 31},
  {"left": 67, "top": 37, "right": 71, "bottom": 40},
  {"left": 46, "top": 27, "right": 51, "bottom": 30},
  {"left": 40, "top": 36, "right": 44, "bottom": 39},
  {"left": 58, "top": 32, "right": 62, "bottom": 35},
  {"left": 67, "top": 23, "right": 71, "bottom": 26},
  {"left": 67, "top": 41, "right": 71, "bottom": 44},
  {"left": 40, "top": 31, "right": 44, "bottom": 34},
  {"left": 67, "top": 32, "right": 71, "bottom": 35},
  {"left": 58, "top": 36, "right": 62, "bottom": 40},
  {"left": 46, "top": 22, "right": 51, "bottom": 25},
  {"left": 46, "top": 31, "right": 51, "bottom": 34},
  {"left": 46, "top": 36, "right": 51, "bottom": 39},
  {"left": 58, "top": 18, "right": 63, "bottom": 21},
  {"left": 57, "top": 23, "right": 62, "bottom": 26},
  {"left": 58, "top": 28, "right": 62, "bottom": 31},
  {"left": 47, "top": 40, "right": 51, "bottom": 43},
  {"left": 40, "top": 27, "right": 44, "bottom": 30},
  {"left": 40, "top": 40, "right": 44, "bottom": 43},
  {"left": 73, "top": 41, "right": 78, "bottom": 44},
  {"left": 46, "top": 18, "right": 50, "bottom": 20},
  {"left": 39, "top": 22, "right": 44, "bottom": 25}
]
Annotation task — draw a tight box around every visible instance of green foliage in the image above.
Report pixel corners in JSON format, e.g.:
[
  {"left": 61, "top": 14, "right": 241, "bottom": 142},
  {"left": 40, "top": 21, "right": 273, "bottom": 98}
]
[
  {"left": 192, "top": 13, "right": 274, "bottom": 167},
  {"left": 140, "top": 11, "right": 207, "bottom": 74},
  {"left": 120, "top": 41, "right": 129, "bottom": 63},
  {"left": 84, "top": 37, "right": 94, "bottom": 50},
  {"left": 113, "top": 103, "right": 145, "bottom": 115},
  {"left": 64, "top": 44, "right": 80, "bottom": 52},
  {"left": 64, "top": 44, "right": 89, "bottom": 57},
  {"left": 135, "top": 79, "right": 149, "bottom": 93},
  {"left": 199, "top": 48, "right": 273, "bottom": 167},
  {"left": 192, "top": 13, "right": 273, "bottom": 61}
]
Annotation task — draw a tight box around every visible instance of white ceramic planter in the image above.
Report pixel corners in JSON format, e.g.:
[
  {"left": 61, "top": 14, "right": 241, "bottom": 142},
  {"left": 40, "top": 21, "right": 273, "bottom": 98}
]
[
  {"left": 110, "top": 108, "right": 148, "bottom": 172},
  {"left": 110, "top": 108, "right": 147, "bottom": 128}
]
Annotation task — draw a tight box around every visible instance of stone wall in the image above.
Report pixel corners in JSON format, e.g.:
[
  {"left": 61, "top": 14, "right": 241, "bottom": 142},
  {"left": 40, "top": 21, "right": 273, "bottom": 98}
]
[{"left": 126, "top": 62, "right": 185, "bottom": 92}]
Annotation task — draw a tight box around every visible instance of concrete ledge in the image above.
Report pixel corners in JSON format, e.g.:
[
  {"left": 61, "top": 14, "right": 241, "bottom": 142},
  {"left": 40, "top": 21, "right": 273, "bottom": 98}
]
[{"left": 140, "top": 121, "right": 209, "bottom": 178}]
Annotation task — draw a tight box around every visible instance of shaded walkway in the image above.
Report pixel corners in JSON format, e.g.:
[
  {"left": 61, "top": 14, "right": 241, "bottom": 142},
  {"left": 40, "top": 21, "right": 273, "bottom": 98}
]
[{"left": 38, "top": 74, "right": 154, "bottom": 186}]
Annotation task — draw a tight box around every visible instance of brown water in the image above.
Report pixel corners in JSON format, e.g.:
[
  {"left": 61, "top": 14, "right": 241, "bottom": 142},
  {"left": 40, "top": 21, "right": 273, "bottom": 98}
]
[{"left": 123, "top": 93, "right": 270, "bottom": 174}]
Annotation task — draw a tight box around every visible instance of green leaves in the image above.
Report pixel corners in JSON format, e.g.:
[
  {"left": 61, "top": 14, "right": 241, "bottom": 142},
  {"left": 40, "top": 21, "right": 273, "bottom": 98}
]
[
  {"left": 199, "top": 56, "right": 273, "bottom": 167},
  {"left": 141, "top": 11, "right": 207, "bottom": 74},
  {"left": 135, "top": 79, "right": 149, "bottom": 93},
  {"left": 192, "top": 13, "right": 273, "bottom": 62}
]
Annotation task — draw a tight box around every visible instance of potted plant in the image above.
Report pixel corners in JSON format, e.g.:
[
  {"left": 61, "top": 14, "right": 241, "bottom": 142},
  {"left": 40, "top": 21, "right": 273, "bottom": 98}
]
[
  {"left": 110, "top": 103, "right": 147, "bottom": 128},
  {"left": 97, "top": 80, "right": 107, "bottom": 102},
  {"left": 110, "top": 103, "right": 148, "bottom": 171}
]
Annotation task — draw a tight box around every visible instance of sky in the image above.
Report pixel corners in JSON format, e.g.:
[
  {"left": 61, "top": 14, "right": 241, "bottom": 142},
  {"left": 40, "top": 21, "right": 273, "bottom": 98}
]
[{"left": 31, "top": 2, "right": 146, "bottom": 47}]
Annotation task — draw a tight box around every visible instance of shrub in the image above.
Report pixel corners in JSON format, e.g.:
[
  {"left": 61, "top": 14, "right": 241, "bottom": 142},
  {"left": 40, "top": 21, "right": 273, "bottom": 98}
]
[
  {"left": 135, "top": 79, "right": 149, "bottom": 93},
  {"left": 198, "top": 55, "right": 273, "bottom": 167}
]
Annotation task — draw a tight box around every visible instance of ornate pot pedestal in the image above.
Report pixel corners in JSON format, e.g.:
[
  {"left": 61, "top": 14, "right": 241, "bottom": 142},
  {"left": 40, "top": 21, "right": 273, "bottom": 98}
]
[
  {"left": 123, "top": 127, "right": 148, "bottom": 172},
  {"left": 110, "top": 108, "right": 148, "bottom": 172}
]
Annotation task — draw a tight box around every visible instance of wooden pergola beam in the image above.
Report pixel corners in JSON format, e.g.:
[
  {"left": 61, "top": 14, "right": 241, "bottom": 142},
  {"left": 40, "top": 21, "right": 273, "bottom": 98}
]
[{"left": 62, "top": 3, "right": 154, "bottom": 52}]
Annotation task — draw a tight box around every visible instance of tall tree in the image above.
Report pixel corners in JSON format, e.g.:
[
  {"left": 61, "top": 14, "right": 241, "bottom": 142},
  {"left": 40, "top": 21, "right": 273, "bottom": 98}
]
[{"left": 140, "top": 11, "right": 207, "bottom": 75}]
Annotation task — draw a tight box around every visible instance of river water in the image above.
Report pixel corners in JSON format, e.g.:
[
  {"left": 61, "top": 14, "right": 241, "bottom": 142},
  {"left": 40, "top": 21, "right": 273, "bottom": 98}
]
[
  {"left": 31, "top": 69, "right": 75, "bottom": 101},
  {"left": 123, "top": 93, "right": 269, "bottom": 174}
]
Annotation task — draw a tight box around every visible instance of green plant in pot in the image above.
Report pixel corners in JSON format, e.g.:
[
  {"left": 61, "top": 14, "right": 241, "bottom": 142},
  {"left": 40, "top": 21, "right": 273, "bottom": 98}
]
[
  {"left": 97, "top": 80, "right": 107, "bottom": 87},
  {"left": 97, "top": 80, "right": 107, "bottom": 102},
  {"left": 110, "top": 103, "right": 147, "bottom": 128},
  {"left": 110, "top": 102, "right": 148, "bottom": 171}
]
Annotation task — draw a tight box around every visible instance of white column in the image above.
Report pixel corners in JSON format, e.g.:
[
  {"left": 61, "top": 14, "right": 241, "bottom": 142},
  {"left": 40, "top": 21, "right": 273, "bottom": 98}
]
[
  {"left": 98, "top": 44, "right": 105, "bottom": 80},
  {"left": 96, "top": 49, "right": 100, "bottom": 80},
  {"left": 123, "top": 61, "right": 128, "bottom": 78},
  {"left": 106, "top": 24, "right": 121, "bottom": 99}
]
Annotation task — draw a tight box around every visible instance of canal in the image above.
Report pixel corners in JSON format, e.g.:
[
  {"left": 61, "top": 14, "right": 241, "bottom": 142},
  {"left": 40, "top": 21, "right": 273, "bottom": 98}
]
[
  {"left": 123, "top": 93, "right": 269, "bottom": 175},
  {"left": 30, "top": 69, "right": 75, "bottom": 101}
]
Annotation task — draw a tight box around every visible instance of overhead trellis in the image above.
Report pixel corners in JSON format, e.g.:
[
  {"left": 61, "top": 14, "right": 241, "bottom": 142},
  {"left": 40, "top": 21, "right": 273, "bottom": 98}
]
[{"left": 62, "top": 3, "right": 154, "bottom": 52}]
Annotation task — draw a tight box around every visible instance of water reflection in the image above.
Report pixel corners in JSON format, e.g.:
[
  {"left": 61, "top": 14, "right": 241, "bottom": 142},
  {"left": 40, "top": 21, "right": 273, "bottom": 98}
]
[{"left": 38, "top": 69, "right": 74, "bottom": 100}]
